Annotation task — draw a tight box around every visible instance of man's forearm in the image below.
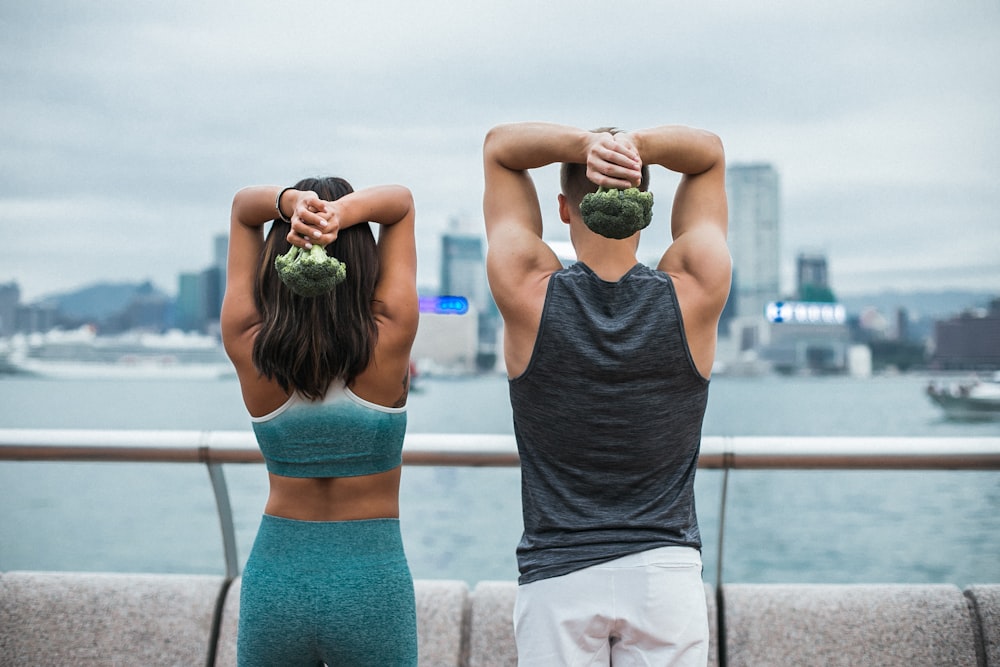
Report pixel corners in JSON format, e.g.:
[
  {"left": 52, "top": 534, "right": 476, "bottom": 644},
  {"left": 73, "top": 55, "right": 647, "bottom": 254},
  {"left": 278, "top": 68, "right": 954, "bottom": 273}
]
[
  {"left": 484, "top": 122, "right": 593, "bottom": 172},
  {"left": 629, "top": 126, "right": 724, "bottom": 176}
]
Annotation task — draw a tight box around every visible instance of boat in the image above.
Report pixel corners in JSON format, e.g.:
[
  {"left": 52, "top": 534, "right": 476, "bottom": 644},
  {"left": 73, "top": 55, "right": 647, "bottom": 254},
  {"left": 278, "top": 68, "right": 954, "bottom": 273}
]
[
  {"left": 0, "top": 326, "right": 234, "bottom": 380},
  {"left": 926, "top": 373, "right": 1000, "bottom": 421}
]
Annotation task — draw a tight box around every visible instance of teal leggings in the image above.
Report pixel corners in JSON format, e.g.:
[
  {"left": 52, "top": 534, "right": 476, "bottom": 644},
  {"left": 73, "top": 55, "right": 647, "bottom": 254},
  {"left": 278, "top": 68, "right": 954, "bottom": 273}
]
[{"left": 237, "top": 515, "right": 417, "bottom": 666}]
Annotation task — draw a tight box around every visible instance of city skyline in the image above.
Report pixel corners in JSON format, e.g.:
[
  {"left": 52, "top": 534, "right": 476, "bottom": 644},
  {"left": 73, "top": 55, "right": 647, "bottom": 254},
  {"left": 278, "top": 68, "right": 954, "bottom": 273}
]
[
  {"left": 1, "top": 2, "right": 998, "bottom": 302},
  {"left": 3, "top": 168, "right": 997, "bottom": 313}
]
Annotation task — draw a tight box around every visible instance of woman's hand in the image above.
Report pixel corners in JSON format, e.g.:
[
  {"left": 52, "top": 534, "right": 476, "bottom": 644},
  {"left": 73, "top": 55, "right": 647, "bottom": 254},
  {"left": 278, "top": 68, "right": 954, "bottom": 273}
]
[
  {"left": 284, "top": 184, "right": 413, "bottom": 249},
  {"left": 286, "top": 191, "right": 340, "bottom": 249}
]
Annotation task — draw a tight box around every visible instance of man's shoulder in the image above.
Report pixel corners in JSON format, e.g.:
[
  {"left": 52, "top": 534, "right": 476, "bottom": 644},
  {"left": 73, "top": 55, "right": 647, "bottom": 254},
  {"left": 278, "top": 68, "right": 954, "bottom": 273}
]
[{"left": 487, "top": 234, "right": 561, "bottom": 287}]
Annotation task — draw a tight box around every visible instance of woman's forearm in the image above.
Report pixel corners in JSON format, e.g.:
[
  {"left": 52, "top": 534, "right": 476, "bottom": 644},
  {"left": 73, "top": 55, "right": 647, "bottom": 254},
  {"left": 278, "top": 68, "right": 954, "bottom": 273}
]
[
  {"left": 231, "top": 185, "right": 294, "bottom": 228},
  {"left": 336, "top": 185, "right": 414, "bottom": 229}
]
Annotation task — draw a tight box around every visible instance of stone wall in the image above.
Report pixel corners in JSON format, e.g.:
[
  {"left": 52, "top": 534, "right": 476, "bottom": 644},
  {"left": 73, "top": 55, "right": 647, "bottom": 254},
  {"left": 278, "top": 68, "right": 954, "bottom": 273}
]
[{"left": 1, "top": 572, "right": 997, "bottom": 666}]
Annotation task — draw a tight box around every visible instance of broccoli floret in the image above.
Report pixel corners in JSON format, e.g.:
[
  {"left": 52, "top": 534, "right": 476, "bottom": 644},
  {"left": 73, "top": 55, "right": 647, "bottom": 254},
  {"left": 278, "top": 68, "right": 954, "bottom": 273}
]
[
  {"left": 274, "top": 244, "right": 347, "bottom": 297},
  {"left": 579, "top": 186, "right": 654, "bottom": 239}
]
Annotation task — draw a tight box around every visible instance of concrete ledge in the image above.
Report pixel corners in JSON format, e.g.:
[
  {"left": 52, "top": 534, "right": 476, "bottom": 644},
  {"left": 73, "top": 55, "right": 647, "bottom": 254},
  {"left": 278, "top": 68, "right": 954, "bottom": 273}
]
[
  {"left": 965, "top": 584, "right": 1000, "bottom": 666},
  {"left": 0, "top": 570, "right": 223, "bottom": 666},
  {"left": 415, "top": 579, "right": 470, "bottom": 667},
  {"left": 466, "top": 581, "right": 515, "bottom": 667},
  {"left": 706, "top": 584, "right": 719, "bottom": 667},
  {"left": 722, "top": 583, "right": 980, "bottom": 667},
  {"left": 213, "top": 577, "right": 470, "bottom": 666},
  {"left": 2, "top": 572, "right": 995, "bottom": 666}
]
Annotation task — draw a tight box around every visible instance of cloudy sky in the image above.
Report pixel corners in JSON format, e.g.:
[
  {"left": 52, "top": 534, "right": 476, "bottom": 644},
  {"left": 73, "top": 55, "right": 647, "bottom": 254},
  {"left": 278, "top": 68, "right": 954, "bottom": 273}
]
[{"left": 1, "top": 1, "right": 997, "bottom": 302}]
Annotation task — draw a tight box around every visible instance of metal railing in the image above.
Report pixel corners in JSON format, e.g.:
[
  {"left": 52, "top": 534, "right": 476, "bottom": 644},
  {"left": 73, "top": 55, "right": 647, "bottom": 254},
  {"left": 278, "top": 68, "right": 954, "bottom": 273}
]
[{"left": 2, "top": 429, "right": 999, "bottom": 582}]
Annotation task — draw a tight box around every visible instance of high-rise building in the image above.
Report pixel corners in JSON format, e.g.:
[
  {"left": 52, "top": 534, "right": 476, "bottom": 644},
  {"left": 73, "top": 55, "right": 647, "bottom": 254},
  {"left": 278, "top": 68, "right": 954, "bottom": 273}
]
[
  {"left": 931, "top": 298, "right": 1000, "bottom": 371},
  {"left": 213, "top": 234, "right": 228, "bottom": 270},
  {"left": 200, "top": 265, "right": 223, "bottom": 330},
  {"left": 726, "top": 163, "right": 781, "bottom": 319},
  {"left": 439, "top": 229, "right": 498, "bottom": 372},
  {"left": 175, "top": 272, "right": 203, "bottom": 332},
  {"left": 440, "top": 232, "right": 489, "bottom": 310},
  {"left": 0, "top": 282, "right": 19, "bottom": 337},
  {"left": 174, "top": 235, "right": 227, "bottom": 333},
  {"left": 796, "top": 253, "right": 835, "bottom": 302},
  {"left": 213, "top": 233, "right": 228, "bottom": 309}
]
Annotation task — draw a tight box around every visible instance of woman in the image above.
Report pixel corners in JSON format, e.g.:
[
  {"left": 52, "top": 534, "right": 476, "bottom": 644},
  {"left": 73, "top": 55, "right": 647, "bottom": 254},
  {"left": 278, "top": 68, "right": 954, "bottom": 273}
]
[{"left": 221, "top": 177, "right": 419, "bottom": 666}]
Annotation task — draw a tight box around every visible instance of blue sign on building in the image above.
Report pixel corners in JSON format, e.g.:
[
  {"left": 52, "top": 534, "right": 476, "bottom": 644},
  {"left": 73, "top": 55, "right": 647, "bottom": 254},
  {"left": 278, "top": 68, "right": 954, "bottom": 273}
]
[{"left": 419, "top": 295, "right": 469, "bottom": 315}]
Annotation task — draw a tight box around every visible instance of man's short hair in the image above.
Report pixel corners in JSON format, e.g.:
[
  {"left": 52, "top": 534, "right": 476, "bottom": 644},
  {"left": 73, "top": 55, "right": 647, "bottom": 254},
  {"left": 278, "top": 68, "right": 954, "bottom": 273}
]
[{"left": 559, "top": 127, "right": 650, "bottom": 206}]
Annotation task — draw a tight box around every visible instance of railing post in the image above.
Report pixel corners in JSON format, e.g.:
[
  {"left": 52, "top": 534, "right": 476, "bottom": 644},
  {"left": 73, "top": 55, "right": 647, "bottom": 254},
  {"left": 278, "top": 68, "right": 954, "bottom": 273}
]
[
  {"left": 205, "top": 462, "right": 240, "bottom": 580},
  {"left": 716, "top": 465, "right": 730, "bottom": 588},
  {"left": 715, "top": 449, "right": 733, "bottom": 667}
]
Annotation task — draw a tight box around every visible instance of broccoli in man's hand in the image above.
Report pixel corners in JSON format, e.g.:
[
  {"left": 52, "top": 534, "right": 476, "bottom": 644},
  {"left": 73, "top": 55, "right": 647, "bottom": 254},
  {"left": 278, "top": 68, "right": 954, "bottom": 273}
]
[
  {"left": 274, "top": 244, "right": 347, "bottom": 297},
  {"left": 579, "top": 186, "right": 654, "bottom": 239}
]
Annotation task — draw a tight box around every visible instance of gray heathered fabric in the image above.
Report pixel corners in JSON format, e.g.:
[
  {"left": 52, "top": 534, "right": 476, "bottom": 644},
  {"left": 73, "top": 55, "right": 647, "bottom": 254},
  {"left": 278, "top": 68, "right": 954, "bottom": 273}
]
[{"left": 510, "top": 262, "right": 709, "bottom": 585}]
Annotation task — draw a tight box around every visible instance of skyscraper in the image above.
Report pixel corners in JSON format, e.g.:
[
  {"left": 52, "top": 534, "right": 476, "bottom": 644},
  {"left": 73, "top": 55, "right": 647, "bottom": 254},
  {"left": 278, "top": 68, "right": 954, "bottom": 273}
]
[
  {"left": 440, "top": 232, "right": 488, "bottom": 309},
  {"left": 0, "top": 282, "right": 19, "bottom": 337},
  {"left": 726, "top": 163, "right": 781, "bottom": 319},
  {"left": 439, "top": 228, "right": 498, "bottom": 372},
  {"left": 796, "top": 252, "right": 835, "bottom": 302}
]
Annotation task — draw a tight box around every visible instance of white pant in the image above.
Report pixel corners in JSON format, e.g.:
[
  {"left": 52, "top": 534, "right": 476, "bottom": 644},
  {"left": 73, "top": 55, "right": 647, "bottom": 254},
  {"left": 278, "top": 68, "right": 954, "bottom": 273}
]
[{"left": 513, "top": 547, "right": 708, "bottom": 666}]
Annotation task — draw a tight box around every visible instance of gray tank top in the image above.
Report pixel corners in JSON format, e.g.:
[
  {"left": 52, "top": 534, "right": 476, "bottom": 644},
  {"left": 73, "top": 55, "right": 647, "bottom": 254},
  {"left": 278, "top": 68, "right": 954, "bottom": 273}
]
[{"left": 509, "top": 262, "right": 709, "bottom": 584}]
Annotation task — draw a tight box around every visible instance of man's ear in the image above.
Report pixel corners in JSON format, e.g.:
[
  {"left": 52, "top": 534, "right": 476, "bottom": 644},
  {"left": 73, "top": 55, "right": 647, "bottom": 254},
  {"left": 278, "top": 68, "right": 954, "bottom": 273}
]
[{"left": 557, "top": 194, "right": 572, "bottom": 224}]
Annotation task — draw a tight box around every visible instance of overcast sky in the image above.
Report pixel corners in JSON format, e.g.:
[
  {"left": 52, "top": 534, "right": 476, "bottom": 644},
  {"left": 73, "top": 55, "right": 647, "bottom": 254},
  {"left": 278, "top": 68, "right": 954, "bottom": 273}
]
[{"left": 1, "top": 1, "right": 997, "bottom": 303}]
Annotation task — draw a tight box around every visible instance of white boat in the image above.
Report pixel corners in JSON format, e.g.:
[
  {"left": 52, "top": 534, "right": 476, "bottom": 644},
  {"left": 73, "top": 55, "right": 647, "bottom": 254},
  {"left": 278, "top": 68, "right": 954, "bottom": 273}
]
[
  {"left": 926, "top": 373, "right": 1000, "bottom": 421},
  {"left": 0, "top": 327, "right": 234, "bottom": 380},
  {"left": 6, "top": 357, "right": 235, "bottom": 380}
]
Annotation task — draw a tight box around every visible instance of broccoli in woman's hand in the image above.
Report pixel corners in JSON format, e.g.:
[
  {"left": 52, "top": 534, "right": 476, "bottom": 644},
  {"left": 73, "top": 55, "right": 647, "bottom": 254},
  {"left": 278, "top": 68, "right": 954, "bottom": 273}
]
[
  {"left": 579, "top": 186, "right": 654, "bottom": 239},
  {"left": 274, "top": 244, "right": 347, "bottom": 297}
]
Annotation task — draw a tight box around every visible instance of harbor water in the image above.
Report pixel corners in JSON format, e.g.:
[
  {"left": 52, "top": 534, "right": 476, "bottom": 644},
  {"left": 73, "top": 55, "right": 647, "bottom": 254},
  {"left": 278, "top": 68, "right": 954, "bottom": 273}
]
[{"left": 1, "top": 372, "right": 998, "bottom": 587}]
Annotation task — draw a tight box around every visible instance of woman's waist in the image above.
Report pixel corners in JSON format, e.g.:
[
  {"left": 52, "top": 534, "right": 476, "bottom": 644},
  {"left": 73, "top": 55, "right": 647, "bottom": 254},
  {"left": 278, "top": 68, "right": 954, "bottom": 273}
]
[
  {"left": 264, "top": 468, "right": 401, "bottom": 522},
  {"left": 248, "top": 514, "right": 408, "bottom": 565}
]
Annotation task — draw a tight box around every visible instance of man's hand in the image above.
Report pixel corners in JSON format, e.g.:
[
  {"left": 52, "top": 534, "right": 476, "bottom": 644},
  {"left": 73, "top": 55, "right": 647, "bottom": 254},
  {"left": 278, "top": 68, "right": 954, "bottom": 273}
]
[{"left": 585, "top": 132, "right": 643, "bottom": 189}]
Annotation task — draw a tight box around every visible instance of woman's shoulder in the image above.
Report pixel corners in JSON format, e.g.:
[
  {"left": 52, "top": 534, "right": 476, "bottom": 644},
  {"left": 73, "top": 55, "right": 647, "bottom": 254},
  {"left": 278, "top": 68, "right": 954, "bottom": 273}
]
[
  {"left": 373, "top": 290, "right": 419, "bottom": 342},
  {"left": 237, "top": 371, "right": 294, "bottom": 418},
  {"left": 351, "top": 305, "right": 415, "bottom": 408},
  {"left": 349, "top": 360, "right": 411, "bottom": 409}
]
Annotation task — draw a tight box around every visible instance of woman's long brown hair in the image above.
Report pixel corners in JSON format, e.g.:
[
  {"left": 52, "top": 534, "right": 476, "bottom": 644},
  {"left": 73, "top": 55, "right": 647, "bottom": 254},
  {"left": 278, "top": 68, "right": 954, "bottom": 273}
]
[{"left": 252, "top": 177, "right": 379, "bottom": 400}]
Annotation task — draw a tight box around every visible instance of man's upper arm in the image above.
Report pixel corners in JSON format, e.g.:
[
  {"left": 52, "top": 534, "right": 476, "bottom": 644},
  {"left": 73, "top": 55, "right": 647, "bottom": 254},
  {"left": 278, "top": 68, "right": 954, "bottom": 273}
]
[
  {"left": 482, "top": 131, "right": 560, "bottom": 309},
  {"left": 668, "top": 132, "right": 727, "bottom": 242},
  {"left": 483, "top": 129, "right": 544, "bottom": 241},
  {"left": 659, "top": 134, "right": 731, "bottom": 313}
]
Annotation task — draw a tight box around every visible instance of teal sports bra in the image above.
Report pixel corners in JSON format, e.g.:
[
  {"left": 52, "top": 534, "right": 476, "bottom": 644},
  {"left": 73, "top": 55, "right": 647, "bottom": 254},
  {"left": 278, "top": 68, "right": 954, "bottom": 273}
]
[{"left": 250, "top": 381, "right": 406, "bottom": 478}]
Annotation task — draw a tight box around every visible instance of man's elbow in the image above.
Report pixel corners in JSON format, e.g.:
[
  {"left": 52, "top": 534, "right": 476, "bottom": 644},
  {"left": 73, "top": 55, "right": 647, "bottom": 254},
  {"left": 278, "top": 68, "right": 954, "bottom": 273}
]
[
  {"left": 483, "top": 124, "right": 510, "bottom": 163},
  {"left": 704, "top": 131, "right": 725, "bottom": 169}
]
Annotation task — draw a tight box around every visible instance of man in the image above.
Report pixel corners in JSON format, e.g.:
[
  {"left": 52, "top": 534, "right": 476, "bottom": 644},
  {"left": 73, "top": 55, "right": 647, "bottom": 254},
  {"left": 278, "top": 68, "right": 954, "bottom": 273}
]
[{"left": 482, "top": 122, "right": 730, "bottom": 666}]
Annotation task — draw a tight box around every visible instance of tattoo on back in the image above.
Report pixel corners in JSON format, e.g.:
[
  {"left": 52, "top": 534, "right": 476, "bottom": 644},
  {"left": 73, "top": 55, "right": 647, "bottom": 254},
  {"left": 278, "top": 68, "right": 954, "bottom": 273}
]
[{"left": 392, "top": 373, "right": 410, "bottom": 408}]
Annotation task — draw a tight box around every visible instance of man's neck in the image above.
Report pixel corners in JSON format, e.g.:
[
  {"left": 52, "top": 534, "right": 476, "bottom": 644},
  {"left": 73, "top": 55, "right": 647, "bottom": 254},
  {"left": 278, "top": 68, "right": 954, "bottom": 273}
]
[{"left": 574, "top": 243, "right": 639, "bottom": 282}]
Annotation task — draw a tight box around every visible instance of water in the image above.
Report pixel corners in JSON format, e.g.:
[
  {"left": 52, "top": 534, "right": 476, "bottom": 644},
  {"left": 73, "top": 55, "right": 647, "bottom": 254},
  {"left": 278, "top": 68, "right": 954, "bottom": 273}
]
[{"left": 1, "top": 372, "right": 998, "bottom": 587}]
